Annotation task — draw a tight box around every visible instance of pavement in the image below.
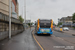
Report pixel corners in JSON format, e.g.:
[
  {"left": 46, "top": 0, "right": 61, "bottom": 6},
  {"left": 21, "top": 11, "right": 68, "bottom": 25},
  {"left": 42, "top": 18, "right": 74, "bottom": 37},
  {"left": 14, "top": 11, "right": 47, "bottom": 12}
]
[
  {"left": 54, "top": 27, "right": 75, "bottom": 35},
  {"left": 0, "top": 28, "right": 39, "bottom": 50}
]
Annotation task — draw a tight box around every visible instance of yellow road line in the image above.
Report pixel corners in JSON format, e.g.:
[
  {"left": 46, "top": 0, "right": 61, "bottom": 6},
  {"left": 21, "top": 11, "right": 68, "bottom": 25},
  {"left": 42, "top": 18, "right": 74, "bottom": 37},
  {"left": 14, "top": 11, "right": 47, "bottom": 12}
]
[{"left": 32, "top": 33, "right": 44, "bottom": 50}]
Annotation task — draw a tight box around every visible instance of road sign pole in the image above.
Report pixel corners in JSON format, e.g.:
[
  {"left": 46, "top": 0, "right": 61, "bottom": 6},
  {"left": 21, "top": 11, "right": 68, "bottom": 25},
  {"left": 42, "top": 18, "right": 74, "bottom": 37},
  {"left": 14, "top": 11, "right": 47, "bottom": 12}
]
[
  {"left": 30, "top": 16, "right": 31, "bottom": 30},
  {"left": 9, "top": 0, "right": 11, "bottom": 39}
]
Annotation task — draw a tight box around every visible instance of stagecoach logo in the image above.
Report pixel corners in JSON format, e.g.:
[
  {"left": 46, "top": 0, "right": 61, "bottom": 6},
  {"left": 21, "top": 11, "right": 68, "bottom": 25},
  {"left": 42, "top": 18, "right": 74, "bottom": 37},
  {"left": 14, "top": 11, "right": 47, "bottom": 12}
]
[{"left": 44, "top": 23, "right": 46, "bottom": 25}]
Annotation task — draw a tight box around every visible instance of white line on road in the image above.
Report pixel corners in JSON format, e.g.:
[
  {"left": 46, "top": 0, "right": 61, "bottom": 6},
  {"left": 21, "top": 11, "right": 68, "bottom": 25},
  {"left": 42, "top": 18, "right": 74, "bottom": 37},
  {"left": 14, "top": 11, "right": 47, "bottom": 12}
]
[{"left": 57, "top": 37, "right": 64, "bottom": 40}]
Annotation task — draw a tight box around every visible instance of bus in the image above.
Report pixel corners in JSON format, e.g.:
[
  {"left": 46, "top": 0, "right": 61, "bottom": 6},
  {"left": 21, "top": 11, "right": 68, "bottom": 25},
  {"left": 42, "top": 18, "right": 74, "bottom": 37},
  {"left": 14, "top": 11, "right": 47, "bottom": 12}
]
[{"left": 35, "top": 19, "right": 53, "bottom": 35}]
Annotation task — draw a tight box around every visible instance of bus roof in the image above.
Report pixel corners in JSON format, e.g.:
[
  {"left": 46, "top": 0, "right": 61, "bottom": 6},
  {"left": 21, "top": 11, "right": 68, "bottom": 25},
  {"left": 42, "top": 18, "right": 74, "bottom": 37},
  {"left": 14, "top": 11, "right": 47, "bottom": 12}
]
[{"left": 39, "top": 19, "right": 52, "bottom": 21}]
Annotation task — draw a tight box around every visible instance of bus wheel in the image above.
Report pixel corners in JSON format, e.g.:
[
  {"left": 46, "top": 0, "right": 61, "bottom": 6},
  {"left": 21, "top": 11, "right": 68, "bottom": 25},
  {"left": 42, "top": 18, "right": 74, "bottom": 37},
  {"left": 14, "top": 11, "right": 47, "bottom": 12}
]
[
  {"left": 49, "top": 34, "right": 51, "bottom": 36},
  {"left": 35, "top": 33, "right": 39, "bottom": 36}
]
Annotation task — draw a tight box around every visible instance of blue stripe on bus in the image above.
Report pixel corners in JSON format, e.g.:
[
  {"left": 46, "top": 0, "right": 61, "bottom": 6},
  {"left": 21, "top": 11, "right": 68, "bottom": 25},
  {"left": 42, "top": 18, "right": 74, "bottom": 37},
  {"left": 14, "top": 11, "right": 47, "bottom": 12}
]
[{"left": 37, "top": 28, "right": 53, "bottom": 34}]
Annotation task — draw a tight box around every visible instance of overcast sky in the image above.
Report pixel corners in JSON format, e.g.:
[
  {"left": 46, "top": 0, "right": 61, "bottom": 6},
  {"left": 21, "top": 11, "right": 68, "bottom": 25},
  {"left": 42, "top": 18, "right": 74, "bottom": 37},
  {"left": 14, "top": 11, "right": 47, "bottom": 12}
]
[{"left": 18, "top": 0, "right": 75, "bottom": 24}]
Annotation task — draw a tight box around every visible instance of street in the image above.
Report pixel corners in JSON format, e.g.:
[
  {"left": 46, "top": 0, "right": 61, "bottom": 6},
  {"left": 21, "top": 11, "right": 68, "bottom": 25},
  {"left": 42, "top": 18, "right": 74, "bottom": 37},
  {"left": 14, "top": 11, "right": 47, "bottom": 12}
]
[
  {"left": 33, "top": 29, "right": 75, "bottom": 50},
  {"left": 0, "top": 28, "right": 75, "bottom": 50},
  {"left": 0, "top": 0, "right": 75, "bottom": 50}
]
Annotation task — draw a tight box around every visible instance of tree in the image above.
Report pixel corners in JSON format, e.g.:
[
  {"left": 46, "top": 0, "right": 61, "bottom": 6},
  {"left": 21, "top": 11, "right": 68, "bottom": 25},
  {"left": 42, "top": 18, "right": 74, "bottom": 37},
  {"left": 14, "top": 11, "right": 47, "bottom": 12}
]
[
  {"left": 19, "top": 16, "right": 24, "bottom": 23},
  {"left": 53, "top": 22, "right": 56, "bottom": 26},
  {"left": 72, "top": 13, "right": 75, "bottom": 23},
  {"left": 28, "top": 23, "right": 33, "bottom": 26},
  {"left": 58, "top": 22, "right": 62, "bottom": 26}
]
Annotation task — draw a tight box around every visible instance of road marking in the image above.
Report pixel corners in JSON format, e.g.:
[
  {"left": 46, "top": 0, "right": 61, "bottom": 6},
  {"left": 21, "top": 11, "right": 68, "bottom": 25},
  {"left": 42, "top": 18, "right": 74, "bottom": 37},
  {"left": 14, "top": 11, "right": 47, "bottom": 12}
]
[
  {"left": 52, "top": 35, "right": 64, "bottom": 41},
  {"left": 52, "top": 35, "right": 55, "bottom": 37},
  {"left": 32, "top": 33, "right": 44, "bottom": 50},
  {"left": 57, "top": 37, "right": 64, "bottom": 40}
]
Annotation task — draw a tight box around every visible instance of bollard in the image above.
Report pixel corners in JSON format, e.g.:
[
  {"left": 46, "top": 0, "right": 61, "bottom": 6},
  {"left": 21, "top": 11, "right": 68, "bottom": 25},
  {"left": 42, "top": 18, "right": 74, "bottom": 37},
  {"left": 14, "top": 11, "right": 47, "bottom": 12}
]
[{"left": 60, "top": 28, "right": 63, "bottom": 32}]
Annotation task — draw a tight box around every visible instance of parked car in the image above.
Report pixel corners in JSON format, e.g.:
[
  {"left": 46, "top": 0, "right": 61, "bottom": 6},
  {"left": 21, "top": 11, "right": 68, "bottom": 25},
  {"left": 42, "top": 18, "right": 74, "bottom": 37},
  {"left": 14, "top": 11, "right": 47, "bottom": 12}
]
[
  {"left": 72, "top": 23, "right": 75, "bottom": 27},
  {"left": 63, "top": 27, "right": 69, "bottom": 31},
  {"left": 59, "top": 25, "right": 63, "bottom": 28}
]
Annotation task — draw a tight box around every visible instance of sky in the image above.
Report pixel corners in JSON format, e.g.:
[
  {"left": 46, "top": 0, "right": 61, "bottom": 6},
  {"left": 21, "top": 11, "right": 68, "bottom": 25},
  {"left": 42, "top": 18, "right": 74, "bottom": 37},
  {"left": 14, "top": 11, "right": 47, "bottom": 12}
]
[{"left": 18, "top": 0, "right": 75, "bottom": 24}]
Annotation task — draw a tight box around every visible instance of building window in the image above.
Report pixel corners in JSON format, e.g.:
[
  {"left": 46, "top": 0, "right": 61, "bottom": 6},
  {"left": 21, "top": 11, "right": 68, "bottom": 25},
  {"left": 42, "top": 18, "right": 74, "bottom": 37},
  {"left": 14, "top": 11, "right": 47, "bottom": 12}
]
[
  {"left": 3, "top": 23, "right": 6, "bottom": 31},
  {"left": 0, "top": 13, "right": 2, "bottom": 19},
  {"left": 11, "top": 24, "right": 14, "bottom": 31},
  {"left": 0, "top": 22, "right": 3, "bottom": 32},
  {"left": 0, "top": 13, "right": 2, "bottom": 16},
  {"left": 6, "top": 23, "right": 9, "bottom": 31},
  {"left": 15, "top": 25, "right": 18, "bottom": 30},
  {"left": 0, "top": 22, "right": 9, "bottom": 32}
]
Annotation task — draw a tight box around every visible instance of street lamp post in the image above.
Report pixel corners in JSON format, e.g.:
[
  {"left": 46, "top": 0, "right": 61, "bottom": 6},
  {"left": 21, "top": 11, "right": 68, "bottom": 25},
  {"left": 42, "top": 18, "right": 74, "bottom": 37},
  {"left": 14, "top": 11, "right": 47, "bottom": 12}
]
[
  {"left": 9, "top": 0, "right": 11, "bottom": 39},
  {"left": 24, "top": 0, "right": 26, "bottom": 30}
]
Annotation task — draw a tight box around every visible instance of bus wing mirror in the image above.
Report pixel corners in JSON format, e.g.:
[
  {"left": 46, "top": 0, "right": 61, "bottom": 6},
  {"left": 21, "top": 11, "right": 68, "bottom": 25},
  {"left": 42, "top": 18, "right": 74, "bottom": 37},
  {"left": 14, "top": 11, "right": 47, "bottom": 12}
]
[{"left": 35, "top": 23, "right": 36, "bottom": 25}]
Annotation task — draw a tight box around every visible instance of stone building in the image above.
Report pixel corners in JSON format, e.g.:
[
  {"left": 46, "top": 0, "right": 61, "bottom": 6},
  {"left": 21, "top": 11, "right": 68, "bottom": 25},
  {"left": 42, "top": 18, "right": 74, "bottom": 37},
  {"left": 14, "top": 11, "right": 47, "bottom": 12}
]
[
  {"left": 0, "top": 0, "right": 24, "bottom": 40},
  {"left": 0, "top": 0, "right": 9, "bottom": 15},
  {"left": 0, "top": 0, "right": 19, "bottom": 19}
]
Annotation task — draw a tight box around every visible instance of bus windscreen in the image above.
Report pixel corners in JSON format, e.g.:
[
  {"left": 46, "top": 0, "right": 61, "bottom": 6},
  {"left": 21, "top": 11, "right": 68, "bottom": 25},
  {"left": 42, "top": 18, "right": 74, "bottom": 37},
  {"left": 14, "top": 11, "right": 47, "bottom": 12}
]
[{"left": 40, "top": 20, "right": 51, "bottom": 28}]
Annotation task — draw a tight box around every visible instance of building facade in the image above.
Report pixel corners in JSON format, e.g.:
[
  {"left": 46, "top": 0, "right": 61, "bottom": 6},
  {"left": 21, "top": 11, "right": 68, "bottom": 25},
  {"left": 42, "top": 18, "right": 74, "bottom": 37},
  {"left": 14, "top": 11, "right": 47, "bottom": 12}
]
[
  {"left": 0, "top": 0, "right": 19, "bottom": 19},
  {"left": 12, "top": 0, "right": 19, "bottom": 19},
  {"left": 0, "top": 0, "right": 9, "bottom": 15},
  {"left": 26, "top": 20, "right": 31, "bottom": 24},
  {"left": 58, "top": 16, "right": 72, "bottom": 24},
  {"left": 58, "top": 16, "right": 72, "bottom": 27},
  {"left": 0, "top": 0, "right": 24, "bottom": 40}
]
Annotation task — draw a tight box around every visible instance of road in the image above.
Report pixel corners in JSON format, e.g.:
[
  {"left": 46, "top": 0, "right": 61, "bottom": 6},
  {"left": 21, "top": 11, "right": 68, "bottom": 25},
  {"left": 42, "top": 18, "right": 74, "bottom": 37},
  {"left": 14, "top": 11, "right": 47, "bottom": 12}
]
[
  {"left": 0, "top": 28, "right": 75, "bottom": 50},
  {"left": 33, "top": 30, "right": 75, "bottom": 50}
]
